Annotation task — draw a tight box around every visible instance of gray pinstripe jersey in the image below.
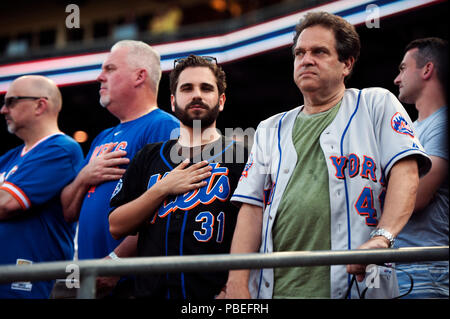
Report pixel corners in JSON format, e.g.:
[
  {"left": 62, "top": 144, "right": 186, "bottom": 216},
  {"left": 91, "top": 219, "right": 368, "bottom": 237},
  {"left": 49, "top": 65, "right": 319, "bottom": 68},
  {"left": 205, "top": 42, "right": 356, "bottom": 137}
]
[{"left": 231, "top": 88, "right": 431, "bottom": 299}]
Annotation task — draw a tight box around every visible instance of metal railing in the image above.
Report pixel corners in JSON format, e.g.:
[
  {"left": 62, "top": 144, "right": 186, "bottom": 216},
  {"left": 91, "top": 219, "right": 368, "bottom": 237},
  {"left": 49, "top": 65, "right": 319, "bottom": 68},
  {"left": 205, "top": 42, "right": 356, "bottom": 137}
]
[{"left": 0, "top": 246, "right": 448, "bottom": 298}]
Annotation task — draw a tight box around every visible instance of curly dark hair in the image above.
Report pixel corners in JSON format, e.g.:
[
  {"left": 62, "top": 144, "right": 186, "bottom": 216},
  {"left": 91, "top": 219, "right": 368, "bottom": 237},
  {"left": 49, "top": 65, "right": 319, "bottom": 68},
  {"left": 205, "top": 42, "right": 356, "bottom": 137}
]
[{"left": 169, "top": 55, "right": 227, "bottom": 95}]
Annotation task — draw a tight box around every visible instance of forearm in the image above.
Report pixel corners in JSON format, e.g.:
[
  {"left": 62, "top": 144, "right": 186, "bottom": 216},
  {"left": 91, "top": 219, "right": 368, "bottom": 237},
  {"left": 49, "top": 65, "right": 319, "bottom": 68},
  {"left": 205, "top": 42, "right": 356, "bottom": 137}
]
[
  {"left": 347, "top": 158, "right": 419, "bottom": 280},
  {"left": 109, "top": 184, "right": 167, "bottom": 240},
  {"left": 0, "top": 190, "right": 22, "bottom": 220},
  {"left": 414, "top": 180, "right": 435, "bottom": 213},
  {"left": 414, "top": 156, "right": 448, "bottom": 212},
  {"left": 61, "top": 171, "right": 91, "bottom": 223},
  {"left": 112, "top": 235, "right": 138, "bottom": 257},
  {"left": 227, "top": 203, "right": 263, "bottom": 285},
  {"left": 378, "top": 157, "right": 419, "bottom": 237},
  {"left": 62, "top": 150, "right": 130, "bottom": 223}
]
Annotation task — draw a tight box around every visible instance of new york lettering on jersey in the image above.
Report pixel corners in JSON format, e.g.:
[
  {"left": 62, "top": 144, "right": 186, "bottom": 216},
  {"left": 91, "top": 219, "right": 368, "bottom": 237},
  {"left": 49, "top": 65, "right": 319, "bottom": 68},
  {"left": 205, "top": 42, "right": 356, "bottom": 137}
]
[
  {"left": 91, "top": 141, "right": 128, "bottom": 158},
  {"left": 329, "top": 152, "right": 387, "bottom": 226}
]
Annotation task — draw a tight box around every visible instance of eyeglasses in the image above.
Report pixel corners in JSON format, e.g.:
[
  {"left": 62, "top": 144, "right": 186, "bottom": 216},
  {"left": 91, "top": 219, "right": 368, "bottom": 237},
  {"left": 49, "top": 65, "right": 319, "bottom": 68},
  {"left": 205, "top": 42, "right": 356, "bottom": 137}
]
[
  {"left": 173, "top": 56, "right": 218, "bottom": 68},
  {"left": 2, "top": 96, "right": 48, "bottom": 108}
]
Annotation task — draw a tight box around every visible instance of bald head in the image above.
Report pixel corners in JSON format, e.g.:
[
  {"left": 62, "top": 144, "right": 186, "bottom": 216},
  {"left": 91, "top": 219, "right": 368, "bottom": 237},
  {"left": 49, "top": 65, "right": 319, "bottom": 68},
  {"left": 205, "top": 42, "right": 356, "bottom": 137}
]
[
  {"left": 11, "top": 75, "right": 62, "bottom": 115},
  {"left": 2, "top": 75, "right": 63, "bottom": 143}
]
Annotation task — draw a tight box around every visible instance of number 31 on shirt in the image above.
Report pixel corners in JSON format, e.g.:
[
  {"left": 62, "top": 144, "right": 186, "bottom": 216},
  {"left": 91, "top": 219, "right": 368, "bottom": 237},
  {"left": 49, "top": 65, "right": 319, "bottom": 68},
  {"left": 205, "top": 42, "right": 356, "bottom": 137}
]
[{"left": 194, "top": 211, "right": 225, "bottom": 243}]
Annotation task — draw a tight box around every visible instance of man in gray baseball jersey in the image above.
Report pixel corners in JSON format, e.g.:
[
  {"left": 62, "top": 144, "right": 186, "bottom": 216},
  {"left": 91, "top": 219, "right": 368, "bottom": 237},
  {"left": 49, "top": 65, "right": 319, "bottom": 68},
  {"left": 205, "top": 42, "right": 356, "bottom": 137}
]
[
  {"left": 218, "top": 12, "right": 431, "bottom": 299},
  {"left": 394, "top": 37, "right": 448, "bottom": 298}
]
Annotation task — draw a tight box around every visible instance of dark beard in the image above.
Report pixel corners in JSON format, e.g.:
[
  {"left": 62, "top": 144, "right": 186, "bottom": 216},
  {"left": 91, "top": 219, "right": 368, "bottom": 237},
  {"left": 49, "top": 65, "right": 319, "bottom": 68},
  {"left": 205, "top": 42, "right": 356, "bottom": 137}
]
[{"left": 173, "top": 100, "right": 220, "bottom": 128}]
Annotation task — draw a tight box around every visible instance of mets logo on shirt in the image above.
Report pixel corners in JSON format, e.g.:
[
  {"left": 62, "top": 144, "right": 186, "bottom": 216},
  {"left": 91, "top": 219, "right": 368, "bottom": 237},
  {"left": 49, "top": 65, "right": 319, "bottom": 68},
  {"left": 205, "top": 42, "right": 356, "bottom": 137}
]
[
  {"left": 240, "top": 153, "right": 254, "bottom": 181},
  {"left": 391, "top": 112, "right": 414, "bottom": 137}
]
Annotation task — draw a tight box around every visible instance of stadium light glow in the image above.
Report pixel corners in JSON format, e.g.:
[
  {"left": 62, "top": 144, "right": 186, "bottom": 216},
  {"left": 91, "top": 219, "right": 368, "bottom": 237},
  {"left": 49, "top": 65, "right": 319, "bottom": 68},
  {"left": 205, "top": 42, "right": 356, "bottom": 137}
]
[{"left": 0, "top": 0, "right": 444, "bottom": 94}]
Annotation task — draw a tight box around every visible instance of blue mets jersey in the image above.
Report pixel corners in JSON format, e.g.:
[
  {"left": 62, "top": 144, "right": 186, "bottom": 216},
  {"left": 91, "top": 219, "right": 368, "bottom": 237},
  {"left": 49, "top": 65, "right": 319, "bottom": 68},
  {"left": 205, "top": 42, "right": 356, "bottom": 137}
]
[
  {"left": 77, "top": 109, "right": 179, "bottom": 260},
  {"left": 0, "top": 133, "right": 84, "bottom": 298}
]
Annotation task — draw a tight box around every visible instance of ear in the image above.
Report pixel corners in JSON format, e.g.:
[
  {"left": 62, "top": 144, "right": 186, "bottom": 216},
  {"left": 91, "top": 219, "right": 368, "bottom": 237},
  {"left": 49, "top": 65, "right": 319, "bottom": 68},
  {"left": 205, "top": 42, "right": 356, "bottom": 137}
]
[
  {"left": 218, "top": 93, "right": 226, "bottom": 112},
  {"left": 170, "top": 95, "right": 175, "bottom": 113},
  {"left": 422, "top": 62, "right": 434, "bottom": 80},
  {"left": 135, "top": 69, "right": 147, "bottom": 87},
  {"left": 343, "top": 56, "right": 355, "bottom": 78},
  {"left": 35, "top": 98, "right": 48, "bottom": 116}
]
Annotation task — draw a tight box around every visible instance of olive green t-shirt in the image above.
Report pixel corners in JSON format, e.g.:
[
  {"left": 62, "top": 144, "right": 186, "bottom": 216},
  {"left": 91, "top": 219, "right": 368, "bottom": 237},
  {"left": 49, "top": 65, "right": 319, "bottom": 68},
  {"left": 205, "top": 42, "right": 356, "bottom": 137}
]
[{"left": 272, "top": 102, "right": 341, "bottom": 298}]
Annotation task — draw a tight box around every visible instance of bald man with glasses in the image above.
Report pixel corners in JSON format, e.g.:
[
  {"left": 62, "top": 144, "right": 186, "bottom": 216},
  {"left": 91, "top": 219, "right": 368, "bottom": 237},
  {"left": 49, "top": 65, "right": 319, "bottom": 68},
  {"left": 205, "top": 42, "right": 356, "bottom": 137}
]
[{"left": 0, "top": 75, "right": 84, "bottom": 298}]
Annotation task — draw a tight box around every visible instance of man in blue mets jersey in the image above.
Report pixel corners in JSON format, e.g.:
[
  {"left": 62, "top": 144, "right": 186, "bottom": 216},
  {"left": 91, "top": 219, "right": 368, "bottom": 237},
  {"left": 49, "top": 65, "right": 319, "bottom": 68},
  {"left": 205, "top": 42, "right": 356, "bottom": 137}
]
[
  {"left": 0, "top": 75, "right": 84, "bottom": 298},
  {"left": 109, "top": 55, "right": 248, "bottom": 299},
  {"left": 60, "top": 40, "right": 179, "bottom": 297}
]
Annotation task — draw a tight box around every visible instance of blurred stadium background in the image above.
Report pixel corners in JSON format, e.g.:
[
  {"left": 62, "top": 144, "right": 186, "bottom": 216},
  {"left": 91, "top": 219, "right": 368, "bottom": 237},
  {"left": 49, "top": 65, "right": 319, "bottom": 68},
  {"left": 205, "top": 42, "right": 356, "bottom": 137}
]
[{"left": 0, "top": 0, "right": 448, "bottom": 155}]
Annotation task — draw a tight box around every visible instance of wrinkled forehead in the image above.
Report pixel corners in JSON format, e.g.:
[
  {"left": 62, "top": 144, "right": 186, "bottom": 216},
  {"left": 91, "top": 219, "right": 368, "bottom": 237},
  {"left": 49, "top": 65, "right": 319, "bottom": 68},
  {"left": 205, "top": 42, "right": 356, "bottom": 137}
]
[{"left": 295, "top": 25, "right": 336, "bottom": 50}]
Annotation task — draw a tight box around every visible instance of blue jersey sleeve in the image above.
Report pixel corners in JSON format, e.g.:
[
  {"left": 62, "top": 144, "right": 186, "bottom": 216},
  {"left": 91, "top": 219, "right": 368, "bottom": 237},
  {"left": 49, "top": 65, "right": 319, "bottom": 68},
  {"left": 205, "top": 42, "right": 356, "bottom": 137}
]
[{"left": 3, "top": 139, "right": 83, "bottom": 209}]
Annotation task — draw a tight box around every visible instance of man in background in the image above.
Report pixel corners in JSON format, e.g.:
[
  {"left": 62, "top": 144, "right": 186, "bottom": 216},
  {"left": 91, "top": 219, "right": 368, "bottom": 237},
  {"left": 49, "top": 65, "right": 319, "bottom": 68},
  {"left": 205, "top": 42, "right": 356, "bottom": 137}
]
[
  {"left": 60, "top": 40, "right": 179, "bottom": 297},
  {"left": 0, "top": 75, "right": 83, "bottom": 298},
  {"left": 394, "top": 37, "right": 448, "bottom": 298}
]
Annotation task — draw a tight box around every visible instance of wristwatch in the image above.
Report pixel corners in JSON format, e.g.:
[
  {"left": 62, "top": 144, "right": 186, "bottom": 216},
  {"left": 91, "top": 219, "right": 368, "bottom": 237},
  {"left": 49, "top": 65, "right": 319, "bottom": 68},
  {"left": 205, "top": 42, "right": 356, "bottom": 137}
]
[{"left": 370, "top": 228, "right": 395, "bottom": 248}]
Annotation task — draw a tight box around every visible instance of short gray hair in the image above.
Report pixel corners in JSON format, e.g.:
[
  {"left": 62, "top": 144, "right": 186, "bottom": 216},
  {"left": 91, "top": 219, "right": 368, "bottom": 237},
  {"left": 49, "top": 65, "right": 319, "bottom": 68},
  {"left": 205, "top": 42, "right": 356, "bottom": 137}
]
[{"left": 111, "top": 40, "right": 162, "bottom": 93}]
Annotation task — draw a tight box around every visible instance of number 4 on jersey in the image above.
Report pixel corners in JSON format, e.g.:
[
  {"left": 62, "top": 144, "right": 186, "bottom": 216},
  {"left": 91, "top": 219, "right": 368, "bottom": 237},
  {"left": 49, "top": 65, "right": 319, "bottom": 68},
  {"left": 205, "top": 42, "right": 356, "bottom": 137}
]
[{"left": 354, "top": 187, "right": 378, "bottom": 226}]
